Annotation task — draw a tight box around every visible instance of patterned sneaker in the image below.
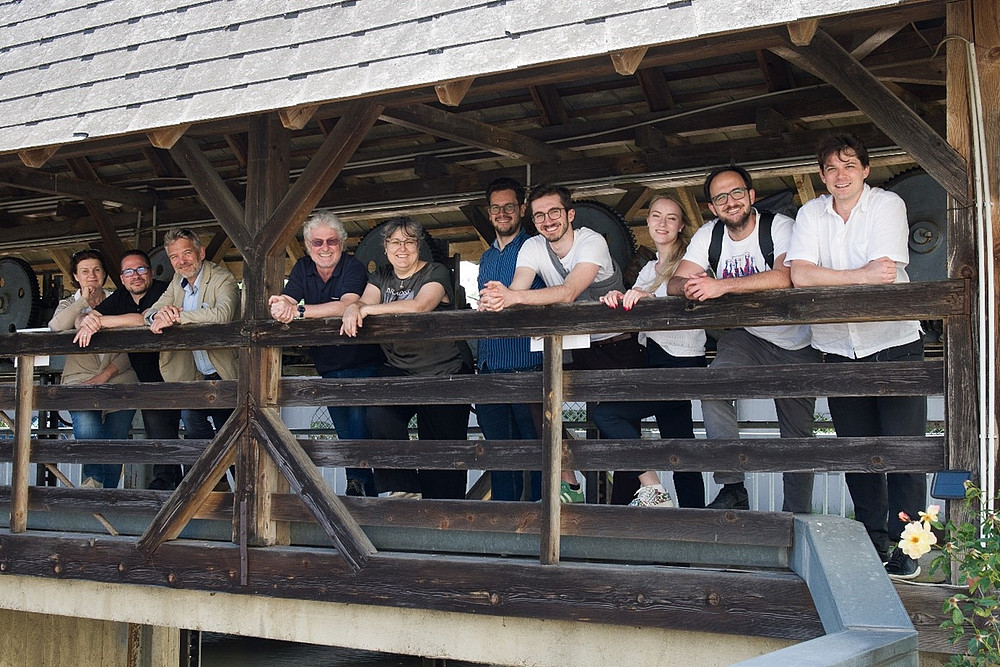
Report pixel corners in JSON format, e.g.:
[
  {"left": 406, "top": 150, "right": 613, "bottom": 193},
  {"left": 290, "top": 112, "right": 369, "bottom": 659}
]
[
  {"left": 629, "top": 485, "right": 675, "bottom": 508},
  {"left": 559, "top": 481, "right": 585, "bottom": 504}
]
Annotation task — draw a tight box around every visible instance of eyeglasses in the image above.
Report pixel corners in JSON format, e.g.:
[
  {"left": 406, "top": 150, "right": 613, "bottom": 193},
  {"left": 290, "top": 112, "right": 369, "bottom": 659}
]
[
  {"left": 308, "top": 237, "right": 342, "bottom": 249},
  {"left": 488, "top": 203, "right": 518, "bottom": 216},
  {"left": 385, "top": 238, "right": 419, "bottom": 251},
  {"left": 710, "top": 187, "right": 749, "bottom": 206},
  {"left": 532, "top": 207, "right": 565, "bottom": 223},
  {"left": 121, "top": 266, "right": 150, "bottom": 278}
]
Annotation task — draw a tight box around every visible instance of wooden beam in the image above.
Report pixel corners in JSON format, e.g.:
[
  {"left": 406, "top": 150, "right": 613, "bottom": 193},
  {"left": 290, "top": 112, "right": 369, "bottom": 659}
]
[
  {"left": 610, "top": 46, "right": 648, "bottom": 76},
  {"left": 254, "top": 407, "right": 376, "bottom": 572},
  {"left": 528, "top": 84, "right": 568, "bottom": 126},
  {"left": 147, "top": 125, "right": 191, "bottom": 150},
  {"left": 635, "top": 67, "right": 675, "bottom": 112},
  {"left": 17, "top": 146, "right": 59, "bottom": 169},
  {"left": 794, "top": 173, "right": 817, "bottom": 205},
  {"left": 756, "top": 50, "right": 797, "bottom": 92},
  {"left": 262, "top": 99, "right": 384, "bottom": 257},
  {"left": 136, "top": 405, "right": 246, "bottom": 557},
  {"left": 203, "top": 231, "right": 233, "bottom": 263},
  {"left": 786, "top": 19, "right": 819, "bottom": 46},
  {"left": 9, "top": 356, "right": 34, "bottom": 533},
  {"left": 0, "top": 169, "right": 155, "bottom": 210},
  {"left": 140, "top": 146, "right": 177, "bottom": 178},
  {"left": 286, "top": 238, "right": 304, "bottom": 260},
  {"left": 434, "top": 78, "right": 474, "bottom": 107},
  {"left": 755, "top": 107, "right": 790, "bottom": 138},
  {"left": 167, "top": 136, "right": 251, "bottom": 253},
  {"left": 540, "top": 335, "right": 562, "bottom": 565},
  {"left": 380, "top": 104, "right": 572, "bottom": 163},
  {"left": 674, "top": 186, "right": 703, "bottom": 229},
  {"left": 48, "top": 248, "right": 74, "bottom": 287},
  {"left": 66, "top": 156, "right": 130, "bottom": 277},
  {"left": 614, "top": 186, "right": 652, "bottom": 222},
  {"left": 223, "top": 133, "right": 248, "bottom": 169},
  {"left": 278, "top": 104, "right": 320, "bottom": 131},
  {"left": 459, "top": 204, "right": 495, "bottom": 246},
  {"left": 850, "top": 25, "right": 905, "bottom": 61},
  {"left": 770, "top": 29, "right": 968, "bottom": 203}
]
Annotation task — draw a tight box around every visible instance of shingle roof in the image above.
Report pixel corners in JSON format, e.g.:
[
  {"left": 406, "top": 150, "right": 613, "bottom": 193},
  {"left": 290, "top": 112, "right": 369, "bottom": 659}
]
[{"left": 0, "top": 0, "right": 907, "bottom": 155}]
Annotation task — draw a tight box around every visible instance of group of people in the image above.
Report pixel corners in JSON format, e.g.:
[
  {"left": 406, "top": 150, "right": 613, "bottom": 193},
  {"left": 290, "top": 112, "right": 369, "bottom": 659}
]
[{"left": 55, "top": 132, "right": 926, "bottom": 580}]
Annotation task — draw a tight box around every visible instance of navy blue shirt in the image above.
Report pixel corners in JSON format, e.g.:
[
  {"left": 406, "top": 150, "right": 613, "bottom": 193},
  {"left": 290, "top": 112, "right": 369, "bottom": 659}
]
[
  {"left": 476, "top": 229, "right": 544, "bottom": 372},
  {"left": 282, "top": 254, "right": 383, "bottom": 374},
  {"left": 95, "top": 279, "right": 169, "bottom": 383}
]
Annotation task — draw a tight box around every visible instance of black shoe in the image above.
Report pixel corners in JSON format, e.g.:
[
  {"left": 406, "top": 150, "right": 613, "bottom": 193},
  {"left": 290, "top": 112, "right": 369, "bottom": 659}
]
[
  {"left": 885, "top": 546, "right": 920, "bottom": 580},
  {"left": 148, "top": 478, "right": 176, "bottom": 491},
  {"left": 706, "top": 483, "right": 749, "bottom": 510},
  {"left": 345, "top": 478, "right": 367, "bottom": 497}
]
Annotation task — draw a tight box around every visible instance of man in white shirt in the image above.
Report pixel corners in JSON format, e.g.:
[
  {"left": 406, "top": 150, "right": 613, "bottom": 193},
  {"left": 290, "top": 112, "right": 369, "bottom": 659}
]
[
  {"left": 786, "top": 134, "right": 925, "bottom": 579},
  {"left": 669, "top": 165, "right": 819, "bottom": 512},
  {"left": 479, "top": 183, "right": 645, "bottom": 504}
]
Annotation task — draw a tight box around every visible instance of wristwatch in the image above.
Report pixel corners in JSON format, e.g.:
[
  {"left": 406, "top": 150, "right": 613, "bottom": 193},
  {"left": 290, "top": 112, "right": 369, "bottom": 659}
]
[{"left": 296, "top": 304, "right": 306, "bottom": 320}]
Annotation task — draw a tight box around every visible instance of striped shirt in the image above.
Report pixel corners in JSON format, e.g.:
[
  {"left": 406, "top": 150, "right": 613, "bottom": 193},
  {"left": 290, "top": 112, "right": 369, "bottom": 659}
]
[{"left": 477, "top": 229, "right": 543, "bottom": 372}]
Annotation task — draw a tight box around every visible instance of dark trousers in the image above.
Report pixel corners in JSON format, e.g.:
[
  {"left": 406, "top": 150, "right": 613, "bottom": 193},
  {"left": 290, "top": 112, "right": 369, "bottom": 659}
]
[
  {"left": 323, "top": 363, "right": 381, "bottom": 495},
  {"left": 477, "top": 365, "right": 542, "bottom": 502},
  {"left": 142, "top": 408, "right": 181, "bottom": 488},
  {"left": 570, "top": 334, "right": 647, "bottom": 505},
  {"left": 370, "top": 365, "right": 471, "bottom": 499},
  {"left": 591, "top": 341, "right": 707, "bottom": 508},
  {"left": 826, "top": 338, "right": 927, "bottom": 557}
]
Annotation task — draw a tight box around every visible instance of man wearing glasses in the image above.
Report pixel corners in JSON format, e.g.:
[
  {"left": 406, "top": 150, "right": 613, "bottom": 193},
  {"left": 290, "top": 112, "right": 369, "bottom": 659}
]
[
  {"left": 73, "top": 249, "right": 182, "bottom": 489},
  {"left": 669, "top": 166, "right": 819, "bottom": 512},
  {"left": 269, "top": 212, "right": 384, "bottom": 496},
  {"left": 475, "top": 178, "right": 544, "bottom": 501},
  {"left": 480, "top": 182, "right": 642, "bottom": 504}
]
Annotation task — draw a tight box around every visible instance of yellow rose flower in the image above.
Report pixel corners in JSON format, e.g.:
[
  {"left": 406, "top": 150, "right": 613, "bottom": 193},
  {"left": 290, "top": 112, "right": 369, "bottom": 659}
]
[{"left": 899, "top": 520, "right": 937, "bottom": 559}]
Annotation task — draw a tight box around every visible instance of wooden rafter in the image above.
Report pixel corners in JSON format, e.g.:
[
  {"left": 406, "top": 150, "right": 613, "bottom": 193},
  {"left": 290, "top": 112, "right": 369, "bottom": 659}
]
[
  {"left": 435, "top": 77, "right": 475, "bottom": 107},
  {"left": 610, "top": 46, "right": 648, "bottom": 76},
  {"left": 529, "top": 84, "right": 569, "bottom": 126},
  {"left": 17, "top": 146, "right": 59, "bottom": 168},
  {"left": 674, "top": 187, "right": 703, "bottom": 229},
  {"left": 0, "top": 169, "right": 155, "bottom": 210},
  {"left": 770, "top": 29, "right": 968, "bottom": 203},
  {"left": 147, "top": 124, "right": 192, "bottom": 150},
  {"left": 786, "top": 19, "right": 819, "bottom": 46},
  {"left": 380, "top": 104, "right": 572, "bottom": 164},
  {"left": 635, "top": 68, "right": 674, "bottom": 112},
  {"left": 66, "top": 156, "right": 129, "bottom": 278},
  {"left": 460, "top": 204, "right": 495, "bottom": 246},
  {"left": 850, "top": 25, "right": 905, "bottom": 60},
  {"left": 794, "top": 173, "right": 817, "bottom": 205},
  {"left": 278, "top": 104, "right": 320, "bottom": 131},
  {"left": 614, "top": 186, "right": 652, "bottom": 222}
]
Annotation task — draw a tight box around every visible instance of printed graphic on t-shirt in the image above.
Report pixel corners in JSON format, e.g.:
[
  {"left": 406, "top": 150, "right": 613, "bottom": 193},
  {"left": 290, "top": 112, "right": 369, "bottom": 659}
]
[
  {"left": 720, "top": 253, "right": 762, "bottom": 279},
  {"left": 383, "top": 286, "right": 414, "bottom": 302}
]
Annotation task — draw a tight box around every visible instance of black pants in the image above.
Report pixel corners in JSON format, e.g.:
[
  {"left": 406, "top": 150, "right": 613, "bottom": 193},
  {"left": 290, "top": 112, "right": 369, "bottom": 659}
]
[
  {"left": 369, "top": 365, "right": 471, "bottom": 499},
  {"left": 142, "top": 408, "right": 182, "bottom": 488}
]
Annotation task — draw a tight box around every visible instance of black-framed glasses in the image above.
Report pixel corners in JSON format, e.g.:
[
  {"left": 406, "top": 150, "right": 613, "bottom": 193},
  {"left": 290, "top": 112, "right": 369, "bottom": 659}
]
[
  {"left": 308, "top": 237, "right": 342, "bottom": 249},
  {"left": 710, "top": 187, "right": 749, "bottom": 206},
  {"left": 121, "top": 266, "right": 150, "bottom": 278},
  {"left": 531, "top": 207, "right": 565, "bottom": 223},
  {"left": 487, "top": 203, "right": 518, "bottom": 216}
]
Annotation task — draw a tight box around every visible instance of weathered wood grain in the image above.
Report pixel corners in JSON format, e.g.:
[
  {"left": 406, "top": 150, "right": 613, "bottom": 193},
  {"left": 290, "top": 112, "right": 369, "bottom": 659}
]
[{"left": 10, "top": 355, "right": 34, "bottom": 533}]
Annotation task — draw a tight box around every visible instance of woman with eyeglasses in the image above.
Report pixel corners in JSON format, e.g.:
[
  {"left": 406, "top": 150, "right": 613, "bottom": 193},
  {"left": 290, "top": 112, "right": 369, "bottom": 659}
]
[
  {"left": 593, "top": 196, "right": 707, "bottom": 508},
  {"left": 341, "top": 217, "right": 473, "bottom": 500},
  {"left": 49, "top": 249, "right": 137, "bottom": 488}
]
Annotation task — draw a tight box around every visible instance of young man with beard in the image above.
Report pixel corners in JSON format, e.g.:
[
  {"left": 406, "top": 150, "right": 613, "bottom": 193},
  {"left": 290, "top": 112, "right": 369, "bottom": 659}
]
[
  {"left": 73, "top": 250, "right": 182, "bottom": 489},
  {"left": 479, "top": 183, "right": 646, "bottom": 504},
  {"left": 269, "top": 212, "right": 384, "bottom": 496},
  {"left": 475, "top": 178, "right": 544, "bottom": 501},
  {"left": 787, "top": 134, "right": 926, "bottom": 579},
  {"left": 669, "top": 166, "right": 819, "bottom": 512}
]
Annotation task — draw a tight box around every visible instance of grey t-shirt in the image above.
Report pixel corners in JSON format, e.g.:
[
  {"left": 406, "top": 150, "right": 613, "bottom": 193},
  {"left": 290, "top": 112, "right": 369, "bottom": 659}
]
[{"left": 370, "top": 262, "right": 469, "bottom": 375}]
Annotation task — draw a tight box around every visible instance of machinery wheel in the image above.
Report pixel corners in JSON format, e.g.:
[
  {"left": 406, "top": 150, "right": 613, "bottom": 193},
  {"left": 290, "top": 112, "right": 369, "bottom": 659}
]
[
  {"left": 148, "top": 245, "right": 175, "bottom": 284},
  {"left": 0, "top": 256, "right": 40, "bottom": 333},
  {"left": 570, "top": 200, "right": 638, "bottom": 279}
]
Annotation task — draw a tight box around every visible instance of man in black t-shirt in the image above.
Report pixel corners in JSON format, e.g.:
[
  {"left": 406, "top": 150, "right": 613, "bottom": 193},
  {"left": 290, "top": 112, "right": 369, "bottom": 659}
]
[{"left": 74, "top": 249, "right": 182, "bottom": 490}]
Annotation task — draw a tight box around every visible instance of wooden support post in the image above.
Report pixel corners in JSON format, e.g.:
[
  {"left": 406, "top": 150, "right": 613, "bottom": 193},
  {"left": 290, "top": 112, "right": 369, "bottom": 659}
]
[
  {"left": 10, "top": 356, "right": 34, "bottom": 533},
  {"left": 674, "top": 187, "right": 704, "bottom": 229},
  {"left": 794, "top": 173, "right": 816, "bottom": 205},
  {"left": 540, "top": 335, "right": 563, "bottom": 565}
]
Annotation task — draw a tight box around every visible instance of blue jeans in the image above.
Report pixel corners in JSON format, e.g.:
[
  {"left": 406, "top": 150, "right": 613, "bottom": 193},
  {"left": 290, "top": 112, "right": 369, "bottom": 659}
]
[
  {"left": 181, "top": 408, "right": 234, "bottom": 440},
  {"left": 827, "top": 338, "right": 927, "bottom": 556},
  {"left": 323, "top": 364, "right": 381, "bottom": 495},
  {"left": 591, "top": 342, "right": 707, "bottom": 508},
  {"left": 476, "top": 370, "right": 542, "bottom": 501},
  {"left": 71, "top": 409, "right": 135, "bottom": 488}
]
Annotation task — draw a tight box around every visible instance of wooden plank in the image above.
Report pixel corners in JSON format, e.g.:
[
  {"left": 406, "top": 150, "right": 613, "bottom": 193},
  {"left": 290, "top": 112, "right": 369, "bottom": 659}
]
[
  {"left": 614, "top": 186, "right": 652, "bottom": 222},
  {"left": 0, "top": 168, "right": 155, "bottom": 210},
  {"left": 167, "top": 136, "right": 251, "bottom": 253},
  {"left": 261, "top": 99, "right": 383, "bottom": 257},
  {"left": 203, "top": 230, "right": 233, "bottom": 263},
  {"left": 147, "top": 125, "right": 191, "bottom": 150},
  {"left": 135, "top": 406, "right": 246, "bottom": 557},
  {"left": 894, "top": 582, "right": 961, "bottom": 654},
  {"left": 528, "top": 84, "right": 568, "bottom": 126},
  {"left": 786, "top": 19, "right": 818, "bottom": 46},
  {"left": 66, "top": 157, "right": 130, "bottom": 277},
  {"left": 610, "top": 46, "right": 648, "bottom": 76},
  {"left": 770, "top": 29, "right": 969, "bottom": 203},
  {"left": 0, "top": 533, "right": 824, "bottom": 641},
  {"left": 12, "top": 434, "right": 944, "bottom": 476},
  {"left": 850, "top": 25, "right": 906, "bottom": 61},
  {"left": 635, "top": 67, "right": 674, "bottom": 112},
  {"left": 34, "top": 381, "right": 237, "bottom": 412},
  {"left": 793, "top": 173, "right": 817, "bottom": 205},
  {"left": 540, "top": 335, "right": 563, "bottom": 565},
  {"left": 434, "top": 78, "right": 474, "bottom": 107},
  {"left": 380, "top": 104, "right": 572, "bottom": 164},
  {"left": 253, "top": 407, "right": 375, "bottom": 573},
  {"left": 17, "top": 146, "right": 59, "bottom": 168},
  {"left": 755, "top": 107, "right": 790, "bottom": 137},
  {"left": 459, "top": 204, "right": 495, "bottom": 246},
  {"left": 9, "top": 356, "right": 34, "bottom": 533},
  {"left": 674, "top": 186, "right": 704, "bottom": 228}
]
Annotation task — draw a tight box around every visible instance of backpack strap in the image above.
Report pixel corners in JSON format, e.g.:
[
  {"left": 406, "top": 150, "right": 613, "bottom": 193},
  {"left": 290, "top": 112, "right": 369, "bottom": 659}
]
[
  {"left": 707, "top": 209, "right": 777, "bottom": 275},
  {"left": 544, "top": 238, "right": 624, "bottom": 302}
]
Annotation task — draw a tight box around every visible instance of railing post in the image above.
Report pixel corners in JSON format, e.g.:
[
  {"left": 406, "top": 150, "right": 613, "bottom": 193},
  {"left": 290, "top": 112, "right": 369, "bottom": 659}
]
[
  {"left": 10, "top": 355, "right": 35, "bottom": 533},
  {"left": 540, "top": 335, "right": 563, "bottom": 565}
]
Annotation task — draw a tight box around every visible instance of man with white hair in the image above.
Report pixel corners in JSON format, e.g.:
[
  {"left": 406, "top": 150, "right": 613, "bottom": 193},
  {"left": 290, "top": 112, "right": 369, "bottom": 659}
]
[{"left": 269, "top": 212, "right": 384, "bottom": 496}]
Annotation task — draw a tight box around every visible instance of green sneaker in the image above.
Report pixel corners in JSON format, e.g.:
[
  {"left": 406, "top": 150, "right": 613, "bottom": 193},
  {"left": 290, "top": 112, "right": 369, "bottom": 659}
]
[{"left": 559, "top": 481, "right": 585, "bottom": 503}]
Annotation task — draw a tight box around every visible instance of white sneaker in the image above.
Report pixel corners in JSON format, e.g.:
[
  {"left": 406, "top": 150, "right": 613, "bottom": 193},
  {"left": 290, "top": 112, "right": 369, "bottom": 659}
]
[{"left": 629, "top": 485, "right": 674, "bottom": 508}]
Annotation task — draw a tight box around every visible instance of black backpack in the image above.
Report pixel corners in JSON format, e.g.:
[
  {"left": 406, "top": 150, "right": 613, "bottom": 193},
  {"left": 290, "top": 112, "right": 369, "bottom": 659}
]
[{"left": 707, "top": 210, "right": 776, "bottom": 276}]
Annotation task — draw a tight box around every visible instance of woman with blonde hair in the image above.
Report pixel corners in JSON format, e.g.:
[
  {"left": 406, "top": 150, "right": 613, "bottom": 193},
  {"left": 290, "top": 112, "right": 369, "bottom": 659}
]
[{"left": 594, "top": 195, "right": 707, "bottom": 507}]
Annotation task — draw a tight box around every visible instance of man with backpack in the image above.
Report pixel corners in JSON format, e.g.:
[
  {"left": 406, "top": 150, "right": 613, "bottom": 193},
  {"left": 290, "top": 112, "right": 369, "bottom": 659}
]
[{"left": 669, "top": 166, "right": 819, "bottom": 512}]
